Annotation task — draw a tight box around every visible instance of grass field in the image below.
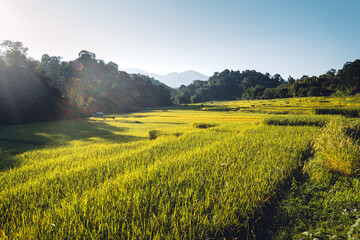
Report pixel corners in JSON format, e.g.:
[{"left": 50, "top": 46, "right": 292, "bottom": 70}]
[
  {"left": 1, "top": 96, "right": 360, "bottom": 239},
  {"left": 196, "top": 96, "right": 360, "bottom": 115}
]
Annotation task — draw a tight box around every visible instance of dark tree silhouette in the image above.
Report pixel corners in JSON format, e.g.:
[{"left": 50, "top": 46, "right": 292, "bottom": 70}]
[{"left": 0, "top": 41, "right": 172, "bottom": 125}]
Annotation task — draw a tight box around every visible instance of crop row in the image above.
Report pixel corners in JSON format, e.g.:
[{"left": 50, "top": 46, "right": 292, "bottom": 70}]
[{"left": 0, "top": 123, "right": 318, "bottom": 239}]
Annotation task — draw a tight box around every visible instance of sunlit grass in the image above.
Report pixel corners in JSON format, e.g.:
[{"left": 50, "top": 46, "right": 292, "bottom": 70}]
[
  {"left": 183, "top": 96, "right": 360, "bottom": 115},
  {"left": 0, "top": 122, "right": 317, "bottom": 239},
  {"left": 1, "top": 96, "right": 360, "bottom": 239}
]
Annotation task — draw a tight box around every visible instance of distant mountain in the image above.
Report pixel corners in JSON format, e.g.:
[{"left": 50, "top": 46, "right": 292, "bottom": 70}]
[
  {"left": 121, "top": 68, "right": 208, "bottom": 88},
  {"left": 121, "top": 68, "right": 149, "bottom": 76}
]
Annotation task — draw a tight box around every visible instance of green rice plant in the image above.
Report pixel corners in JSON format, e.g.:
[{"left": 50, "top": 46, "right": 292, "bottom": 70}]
[
  {"left": 268, "top": 174, "right": 360, "bottom": 239},
  {"left": 311, "top": 119, "right": 360, "bottom": 176},
  {"left": 348, "top": 217, "right": 360, "bottom": 239},
  {"left": 261, "top": 115, "right": 333, "bottom": 127},
  {"left": 5, "top": 97, "right": 360, "bottom": 239},
  {"left": 0, "top": 119, "right": 318, "bottom": 239},
  {"left": 312, "top": 108, "right": 360, "bottom": 117}
]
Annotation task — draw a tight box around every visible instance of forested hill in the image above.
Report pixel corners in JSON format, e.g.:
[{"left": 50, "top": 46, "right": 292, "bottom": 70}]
[
  {"left": 1, "top": 40, "right": 359, "bottom": 125},
  {"left": 172, "top": 60, "right": 360, "bottom": 104},
  {"left": 0, "top": 41, "right": 172, "bottom": 125}
]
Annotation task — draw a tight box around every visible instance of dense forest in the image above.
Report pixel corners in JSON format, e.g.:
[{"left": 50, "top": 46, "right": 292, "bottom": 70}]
[
  {"left": 172, "top": 60, "right": 360, "bottom": 104},
  {"left": 0, "top": 40, "right": 171, "bottom": 125}
]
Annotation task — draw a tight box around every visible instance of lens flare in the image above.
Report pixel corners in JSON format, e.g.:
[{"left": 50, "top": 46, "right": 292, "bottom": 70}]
[{"left": 72, "top": 61, "right": 83, "bottom": 71}]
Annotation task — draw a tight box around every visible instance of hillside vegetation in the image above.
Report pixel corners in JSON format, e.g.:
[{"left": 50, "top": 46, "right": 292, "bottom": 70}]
[
  {"left": 173, "top": 60, "right": 360, "bottom": 104},
  {"left": 1, "top": 97, "right": 360, "bottom": 239},
  {"left": 2, "top": 40, "right": 360, "bottom": 128},
  {"left": 0, "top": 41, "right": 171, "bottom": 125}
]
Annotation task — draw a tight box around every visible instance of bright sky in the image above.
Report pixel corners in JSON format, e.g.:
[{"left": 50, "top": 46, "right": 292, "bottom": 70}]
[{"left": 0, "top": 0, "right": 359, "bottom": 79}]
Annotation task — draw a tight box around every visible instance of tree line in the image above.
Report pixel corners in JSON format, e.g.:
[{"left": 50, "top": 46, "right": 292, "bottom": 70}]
[
  {"left": 1, "top": 40, "right": 360, "bottom": 125},
  {"left": 172, "top": 60, "right": 360, "bottom": 104},
  {"left": 0, "top": 40, "right": 171, "bottom": 125}
]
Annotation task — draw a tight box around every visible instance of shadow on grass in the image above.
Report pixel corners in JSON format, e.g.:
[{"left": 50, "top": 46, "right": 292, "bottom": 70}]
[
  {"left": 149, "top": 122, "right": 186, "bottom": 125},
  {"left": 115, "top": 120, "right": 143, "bottom": 124},
  {"left": 0, "top": 147, "right": 26, "bottom": 172},
  {"left": 0, "top": 118, "right": 146, "bottom": 172},
  {"left": 167, "top": 104, "right": 214, "bottom": 111},
  {"left": 166, "top": 104, "right": 243, "bottom": 112},
  {"left": 121, "top": 114, "right": 156, "bottom": 118}
]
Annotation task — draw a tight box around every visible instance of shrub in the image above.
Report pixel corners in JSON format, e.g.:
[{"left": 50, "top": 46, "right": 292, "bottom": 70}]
[
  {"left": 173, "top": 132, "right": 183, "bottom": 137},
  {"left": 149, "top": 130, "right": 160, "bottom": 140},
  {"left": 149, "top": 130, "right": 183, "bottom": 139},
  {"left": 192, "top": 122, "right": 217, "bottom": 129}
]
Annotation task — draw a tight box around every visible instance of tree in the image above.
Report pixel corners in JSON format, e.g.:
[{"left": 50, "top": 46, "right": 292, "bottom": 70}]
[
  {"left": 326, "top": 69, "right": 336, "bottom": 80},
  {"left": 78, "top": 50, "right": 96, "bottom": 63},
  {"left": 0, "top": 40, "right": 29, "bottom": 67},
  {"left": 0, "top": 41, "right": 173, "bottom": 124},
  {"left": 263, "top": 88, "right": 277, "bottom": 99},
  {"left": 106, "top": 61, "right": 118, "bottom": 72},
  {"left": 288, "top": 76, "right": 295, "bottom": 84},
  {"left": 0, "top": 41, "right": 63, "bottom": 124}
]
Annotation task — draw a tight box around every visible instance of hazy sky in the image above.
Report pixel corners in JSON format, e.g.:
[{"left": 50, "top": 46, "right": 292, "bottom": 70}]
[{"left": 1, "top": 0, "right": 359, "bottom": 78}]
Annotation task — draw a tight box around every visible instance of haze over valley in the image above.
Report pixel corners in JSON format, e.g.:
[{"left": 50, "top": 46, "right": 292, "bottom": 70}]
[{"left": 120, "top": 68, "right": 209, "bottom": 88}]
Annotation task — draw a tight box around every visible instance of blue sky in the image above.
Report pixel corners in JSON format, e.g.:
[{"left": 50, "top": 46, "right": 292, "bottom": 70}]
[{"left": 0, "top": 0, "right": 359, "bottom": 79}]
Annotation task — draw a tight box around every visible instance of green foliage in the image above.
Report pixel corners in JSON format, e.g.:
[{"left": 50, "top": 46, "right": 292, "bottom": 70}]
[
  {"left": 0, "top": 40, "right": 172, "bottom": 125},
  {"left": 149, "top": 130, "right": 183, "bottom": 140},
  {"left": 192, "top": 122, "right": 217, "bottom": 129},
  {"left": 172, "top": 69, "right": 285, "bottom": 103},
  {"left": 337, "top": 60, "right": 360, "bottom": 94},
  {"left": 270, "top": 118, "right": 360, "bottom": 238},
  {"left": 348, "top": 217, "right": 360, "bottom": 239},
  {"left": 173, "top": 60, "right": 360, "bottom": 104},
  {"left": 148, "top": 130, "right": 160, "bottom": 140},
  {"left": 269, "top": 176, "right": 360, "bottom": 239},
  {"left": 0, "top": 40, "right": 63, "bottom": 125}
]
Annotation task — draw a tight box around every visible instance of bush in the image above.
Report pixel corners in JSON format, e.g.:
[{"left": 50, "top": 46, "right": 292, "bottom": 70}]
[
  {"left": 192, "top": 122, "right": 217, "bottom": 129},
  {"left": 149, "top": 130, "right": 160, "bottom": 140},
  {"left": 149, "top": 130, "right": 183, "bottom": 140}
]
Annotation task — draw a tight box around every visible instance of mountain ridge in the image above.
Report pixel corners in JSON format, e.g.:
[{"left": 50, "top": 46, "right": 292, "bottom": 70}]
[{"left": 120, "top": 68, "right": 208, "bottom": 88}]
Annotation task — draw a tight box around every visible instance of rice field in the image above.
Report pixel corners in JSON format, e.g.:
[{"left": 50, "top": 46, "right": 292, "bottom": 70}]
[
  {"left": 196, "top": 96, "right": 360, "bottom": 115},
  {"left": 1, "top": 96, "right": 360, "bottom": 239}
]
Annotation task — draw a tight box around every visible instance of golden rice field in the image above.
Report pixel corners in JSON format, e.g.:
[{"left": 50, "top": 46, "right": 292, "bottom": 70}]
[
  {"left": 1, "top": 96, "right": 360, "bottom": 239},
  {"left": 199, "top": 96, "right": 360, "bottom": 114}
]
